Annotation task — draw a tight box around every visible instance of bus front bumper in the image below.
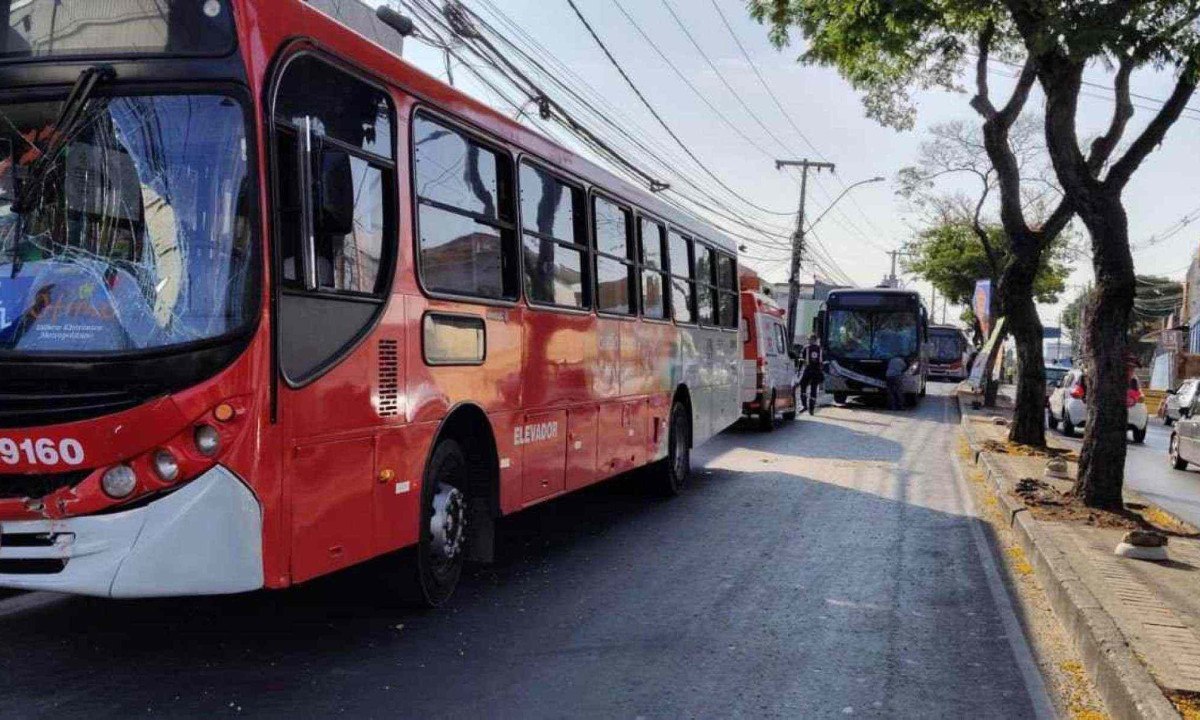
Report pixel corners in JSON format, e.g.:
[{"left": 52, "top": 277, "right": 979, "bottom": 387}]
[{"left": 0, "top": 465, "right": 263, "bottom": 598}]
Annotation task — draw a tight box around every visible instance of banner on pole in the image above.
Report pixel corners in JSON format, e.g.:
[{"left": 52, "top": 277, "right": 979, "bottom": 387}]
[
  {"left": 968, "top": 317, "right": 1006, "bottom": 392},
  {"left": 973, "top": 279, "right": 993, "bottom": 337}
]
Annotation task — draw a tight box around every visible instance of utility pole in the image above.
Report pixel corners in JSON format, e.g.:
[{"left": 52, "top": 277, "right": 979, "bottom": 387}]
[
  {"left": 883, "top": 250, "right": 903, "bottom": 288},
  {"left": 776, "top": 159, "right": 835, "bottom": 347}
]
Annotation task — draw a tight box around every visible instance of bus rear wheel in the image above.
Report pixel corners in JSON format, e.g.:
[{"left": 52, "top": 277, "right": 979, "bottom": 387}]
[
  {"left": 655, "top": 401, "right": 691, "bottom": 496},
  {"left": 403, "top": 438, "right": 469, "bottom": 607}
]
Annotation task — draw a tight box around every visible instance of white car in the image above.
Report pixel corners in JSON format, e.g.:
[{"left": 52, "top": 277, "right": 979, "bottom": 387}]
[
  {"left": 1163, "top": 378, "right": 1199, "bottom": 426},
  {"left": 1047, "top": 369, "right": 1148, "bottom": 443}
]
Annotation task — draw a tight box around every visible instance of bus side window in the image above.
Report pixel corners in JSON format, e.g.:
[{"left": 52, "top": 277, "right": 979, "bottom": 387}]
[
  {"left": 717, "top": 252, "right": 737, "bottom": 328},
  {"left": 593, "top": 195, "right": 636, "bottom": 315},
  {"left": 667, "top": 230, "right": 694, "bottom": 324},
  {"left": 696, "top": 245, "right": 718, "bottom": 326},
  {"left": 413, "top": 113, "right": 518, "bottom": 301},
  {"left": 638, "top": 216, "right": 668, "bottom": 319},
  {"left": 519, "top": 161, "right": 589, "bottom": 309}
]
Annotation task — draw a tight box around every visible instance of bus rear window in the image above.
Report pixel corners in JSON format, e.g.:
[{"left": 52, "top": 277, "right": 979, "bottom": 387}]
[{"left": 0, "top": 0, "right": 237, "bottom": 62}]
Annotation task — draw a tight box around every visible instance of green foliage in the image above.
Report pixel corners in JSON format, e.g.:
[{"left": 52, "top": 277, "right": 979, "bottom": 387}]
[
  {"left": 748, "top": 0, "right": 1200, "bottom": 130},
  {"left": 902, "top": 221, "right": 1071, "bottom": 306}
]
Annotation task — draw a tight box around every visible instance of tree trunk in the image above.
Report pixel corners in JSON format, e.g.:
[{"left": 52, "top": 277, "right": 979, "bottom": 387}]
[
  {"left": 999, "top": 254, "right": 1046, "bottom": 446},
  {"left": 1073, "top": 197, "right": 1134, "bottom": 510}
]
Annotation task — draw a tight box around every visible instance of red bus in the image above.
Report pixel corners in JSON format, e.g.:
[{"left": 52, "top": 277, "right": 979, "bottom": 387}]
[{"left": 0, "top": 0, "right": 743, "bottom": 605}]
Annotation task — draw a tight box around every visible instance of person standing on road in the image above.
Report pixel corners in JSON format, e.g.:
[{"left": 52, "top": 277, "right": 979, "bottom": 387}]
[
  {"left": 799, "top": 334, "right": 823, "bottom": 415},
  {"left": 885, "top": 355, "right": 906, "bottom": 410}
]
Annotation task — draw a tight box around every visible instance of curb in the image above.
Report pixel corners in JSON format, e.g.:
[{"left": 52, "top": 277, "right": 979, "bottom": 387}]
[{"left": 955, "top": 394, "right": 1181, "bottom": 720}]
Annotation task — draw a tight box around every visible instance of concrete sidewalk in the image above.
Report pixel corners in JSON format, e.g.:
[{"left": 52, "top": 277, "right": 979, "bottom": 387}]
[{"left": 958, "top": 389, "right": 1200, "bottom": 720}]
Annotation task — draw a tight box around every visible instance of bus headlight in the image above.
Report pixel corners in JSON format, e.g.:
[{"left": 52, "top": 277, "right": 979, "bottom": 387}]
[
  {"left": 101, "top": 465, "right": 138, "bottom": 499},
  {"left": 194, "top": 425, "right": 221, "bottom": 457},
  {"left": 152, "top": 449, "right": 180, "bottom": 483}
]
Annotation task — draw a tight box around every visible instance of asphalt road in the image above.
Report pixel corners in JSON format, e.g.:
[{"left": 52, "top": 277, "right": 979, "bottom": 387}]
[
  {"left": 1046, "top": 415, "right": 1200, "bottom": 528},
  {"left": 0, "top": 385, "right": 1050, "bottom": 719}
]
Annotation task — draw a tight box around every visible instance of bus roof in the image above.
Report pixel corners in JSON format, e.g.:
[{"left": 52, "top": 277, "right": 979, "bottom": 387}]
[{"left": 298, "top": 0, "right": 738, "bottom": 255}]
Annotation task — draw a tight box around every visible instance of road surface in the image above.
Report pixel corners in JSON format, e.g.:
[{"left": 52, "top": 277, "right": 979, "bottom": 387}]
[
  {"left": 0, "top": 385, "right": 1050, "bottom": 719},
  {"left": 1047, "top": 416, "right": 1200, "bottom": 528}
]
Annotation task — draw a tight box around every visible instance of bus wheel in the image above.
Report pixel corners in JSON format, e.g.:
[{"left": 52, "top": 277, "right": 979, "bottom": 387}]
[
  {"left": 657, "top": 401, "right": 691, "bottom": 496},
  {"left": 833, "top": 393, "right": 846, "bottom": 405},
  {"left": 904, "top": 392, "right": 917, "bottom": 408},
  {"left": 406, "top": 439, "right": 469, "bottom": 607},
  {"left": 758, "top": 392, "right": 775, "bottom": 431}
]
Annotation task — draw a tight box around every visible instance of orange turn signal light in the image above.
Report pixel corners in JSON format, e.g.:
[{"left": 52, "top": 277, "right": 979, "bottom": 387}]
[{"left": 214, "top": 403, "right": 236, "bottom": 422}]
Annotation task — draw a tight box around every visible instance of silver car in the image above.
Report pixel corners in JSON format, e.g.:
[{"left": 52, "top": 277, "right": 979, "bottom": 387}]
[{"left": 1164, "top": 378, "right": 1200, "bottom": 426}]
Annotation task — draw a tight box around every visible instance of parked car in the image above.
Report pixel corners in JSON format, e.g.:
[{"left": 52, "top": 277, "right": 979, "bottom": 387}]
[
  {"left": 1047, "top": 370, "right": 1148, "bottom": 443},
  {"left": 1163, "top": 378, "right": 1199, "bottom": 426},
  {"left": 1169, "top": 390, "right": 1200, "bottom": 469},
  {"left": 740, "top": 290, "right": 799, "bottom": 430},
  {"left": 1043, "top": 365, "right": 1070, "bottom": 404}
]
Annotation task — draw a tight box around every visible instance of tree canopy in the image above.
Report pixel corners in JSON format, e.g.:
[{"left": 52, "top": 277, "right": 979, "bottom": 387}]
[{"left": 903, "top": 221, "right": 1071, "bottom": 307}]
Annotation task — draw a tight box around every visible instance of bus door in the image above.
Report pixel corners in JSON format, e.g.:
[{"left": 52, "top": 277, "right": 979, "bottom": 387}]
[{"left": 270, "top": 55, "right": 401, "bottom": 583}]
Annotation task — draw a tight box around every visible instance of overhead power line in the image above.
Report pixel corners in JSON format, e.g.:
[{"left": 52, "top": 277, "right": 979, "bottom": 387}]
[
  {"left": 402, "top": 0, "right": 859, "bottom": 282},
  {"left": 563, "top": 0, "right": 795, "bottom": 217}
]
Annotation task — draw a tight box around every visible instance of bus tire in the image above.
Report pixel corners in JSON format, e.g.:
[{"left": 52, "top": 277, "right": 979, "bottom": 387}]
[
  {"left": 833, "top": 393, "right": 846, "bottom": 405},
  {"left": 758, "top": 392, "right": 775, "bottom": 431},
  {"left": 403, "top": 439, "right": 469, "bottom": 607},
  {"left": 656, "top": 401, "right": 691, "bottom": 496},
  {"left": 904, "top": 392, "right": 917, "bottom": 408}
]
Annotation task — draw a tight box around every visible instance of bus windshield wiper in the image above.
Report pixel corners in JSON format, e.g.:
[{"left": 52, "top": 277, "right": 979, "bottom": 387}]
[{"left": 11, "top": 64, "right": 115, "bottom": 214}]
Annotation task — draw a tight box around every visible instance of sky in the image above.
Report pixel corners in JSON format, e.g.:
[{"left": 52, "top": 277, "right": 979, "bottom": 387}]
[{"left": 390, "top": 0, "right": 1200, "bottom": 328}]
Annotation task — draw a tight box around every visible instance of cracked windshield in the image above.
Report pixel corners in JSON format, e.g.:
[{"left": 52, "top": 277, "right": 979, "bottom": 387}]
[
  {"left": 0, "top": 94, "right": 254, "bottom": 352},
  {"left": 827, "top": 309, "right": 918, "bottom": 360}
]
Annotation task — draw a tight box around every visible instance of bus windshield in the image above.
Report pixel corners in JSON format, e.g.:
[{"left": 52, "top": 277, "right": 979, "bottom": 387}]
[
  {"left": 929, "top": 330, "right": 964, "bottom": 363},
  {"left": 827, "top": 308, "right": 918, "bottom": 360},
  {"left": 0, "top": 94, "right": 256, "bottom": 354}
]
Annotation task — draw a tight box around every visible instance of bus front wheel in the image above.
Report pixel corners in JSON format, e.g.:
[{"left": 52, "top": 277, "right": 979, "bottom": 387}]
[{"left": 403, "top": 438, "right": 469, "bottom": 607}]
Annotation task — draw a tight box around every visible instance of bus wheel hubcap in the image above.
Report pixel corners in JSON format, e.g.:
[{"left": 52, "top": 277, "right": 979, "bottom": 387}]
[{"left": 430, "top": 483, "right": 466, "bottom": 561}]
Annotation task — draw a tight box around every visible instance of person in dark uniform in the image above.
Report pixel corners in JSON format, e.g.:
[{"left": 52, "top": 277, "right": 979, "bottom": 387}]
[{"left": 799, "top": 333, "right": 823, "bottom": 415}]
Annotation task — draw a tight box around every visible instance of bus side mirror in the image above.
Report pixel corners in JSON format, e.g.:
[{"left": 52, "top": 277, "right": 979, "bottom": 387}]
[
  {"left": 813, "top": 311, "right": 824, "bottom": 335},
  {"left": 314, "top": 145, "right": 355, "bottom": 236}
]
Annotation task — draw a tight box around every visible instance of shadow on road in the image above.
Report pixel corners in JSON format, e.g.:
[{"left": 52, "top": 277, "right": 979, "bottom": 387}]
[{"left": 0, "top": 425, "right": 1037, "bottom": 719}]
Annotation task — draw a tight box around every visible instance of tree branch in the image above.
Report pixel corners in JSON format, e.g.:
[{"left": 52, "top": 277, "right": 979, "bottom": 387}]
[
  {"left": 1039, "top": 196, "right": 1074, "bottom": 247},
  {"left": 969, "top": 21, "right": 998, "bottom": 119},
  {"left": 1087, "top": 58, "right": 1134, "bottom": 175},
  {"left": 1105, "top": 59, "right": 1200, "bottom": 190},
  {"left": 997, "top": 58, "right": 1039, "bottom": 128},
  {"left": 972, "top": 172, "right": 1001, "bottom": 275}
]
